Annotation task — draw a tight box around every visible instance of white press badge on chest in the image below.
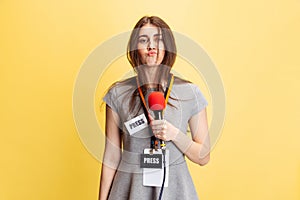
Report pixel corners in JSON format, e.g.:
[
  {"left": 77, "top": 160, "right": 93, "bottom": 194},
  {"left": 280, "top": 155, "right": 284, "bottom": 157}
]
[
  {"left": 124, "top": 113, "right": 148, "bottom": 135},
  {"left": 142, "top": 148, "right": 169, "bottom": 187}
]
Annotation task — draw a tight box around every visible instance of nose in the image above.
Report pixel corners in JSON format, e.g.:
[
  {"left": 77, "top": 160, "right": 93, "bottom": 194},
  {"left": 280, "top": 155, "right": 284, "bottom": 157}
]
[{"left": 147, "top": 38, "right": 156, "bottom": 50}]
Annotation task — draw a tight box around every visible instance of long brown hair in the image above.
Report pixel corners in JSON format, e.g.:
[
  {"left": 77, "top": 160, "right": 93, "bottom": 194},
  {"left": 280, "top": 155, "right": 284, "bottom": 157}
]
[{"left": 127, "top": 16, "right": 177, "bottom": 115}]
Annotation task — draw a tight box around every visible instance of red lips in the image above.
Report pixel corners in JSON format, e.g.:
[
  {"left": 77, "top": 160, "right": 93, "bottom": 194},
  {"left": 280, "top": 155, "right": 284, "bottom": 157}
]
[{"left": 147, "top": 50, "right": 157, "bottom": 56}]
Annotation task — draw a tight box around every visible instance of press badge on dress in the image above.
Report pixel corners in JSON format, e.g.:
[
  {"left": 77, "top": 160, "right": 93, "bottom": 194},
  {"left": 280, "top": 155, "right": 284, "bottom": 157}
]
[
  {"left": 141, "top": 148, "right": 169, "bottom": 187},
  {"left": 124, "top": 113, "right": 148, "bottom": 135}
]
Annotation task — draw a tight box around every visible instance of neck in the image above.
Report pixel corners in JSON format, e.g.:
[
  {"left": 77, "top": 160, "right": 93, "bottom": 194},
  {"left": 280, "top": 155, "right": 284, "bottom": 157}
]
[
  {"left": 144, "top": 66, "right": 159, "bottom": 84},
  {"left": 137, "top": 65, "right": 169, "bottom": 89},
  {"left": 137, "top": 65, "right": 160, "bottom": 86}
]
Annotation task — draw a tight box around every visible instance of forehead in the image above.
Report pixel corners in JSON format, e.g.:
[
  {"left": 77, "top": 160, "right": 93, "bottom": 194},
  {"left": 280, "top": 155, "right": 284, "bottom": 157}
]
[{"left": 138, "top": 24, "right": 161, "bottom": 36}]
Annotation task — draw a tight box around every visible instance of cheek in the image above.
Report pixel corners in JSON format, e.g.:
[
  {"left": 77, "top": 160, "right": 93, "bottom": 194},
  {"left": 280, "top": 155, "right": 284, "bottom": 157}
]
[
  {"left": 158, "top": 50, "right": 165, "bottom": 61},
  {"left": 137, "top": 49, "right": 146, "bottom": 59},
  {"left": 158, "top": 42, "right": 165, "bottom": 59},
  {"left": 158, "top": 42, "right": 165, "bottom": 51}
]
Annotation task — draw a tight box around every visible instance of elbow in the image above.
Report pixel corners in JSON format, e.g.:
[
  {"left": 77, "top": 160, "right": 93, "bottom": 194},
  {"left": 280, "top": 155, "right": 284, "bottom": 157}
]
[{"left": 198, "top": 154, "right": 210, "bottom": 166}]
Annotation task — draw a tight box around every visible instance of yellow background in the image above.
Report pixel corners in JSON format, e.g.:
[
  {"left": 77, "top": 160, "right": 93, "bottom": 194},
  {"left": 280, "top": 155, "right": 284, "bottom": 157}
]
[{"left": 1, "top": 0, "right": 300, "bottom": 199}]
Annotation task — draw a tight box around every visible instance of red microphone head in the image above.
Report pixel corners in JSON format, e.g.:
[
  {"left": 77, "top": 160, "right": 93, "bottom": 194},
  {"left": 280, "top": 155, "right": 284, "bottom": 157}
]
[{"left": 148, "top": 92, "right": 165, "bottom": 111}]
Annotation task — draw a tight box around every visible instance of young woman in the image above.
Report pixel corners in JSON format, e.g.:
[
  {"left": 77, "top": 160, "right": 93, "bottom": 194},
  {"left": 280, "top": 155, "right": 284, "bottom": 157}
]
[{"left": 99, "top": 16, "right": 210, "bottom": 200}]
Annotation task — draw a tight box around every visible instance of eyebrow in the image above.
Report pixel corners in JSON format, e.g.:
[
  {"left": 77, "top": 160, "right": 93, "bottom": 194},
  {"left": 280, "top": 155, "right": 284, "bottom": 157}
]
[{"left": 138, "top": 34, "right": 162, "bottom": 38}]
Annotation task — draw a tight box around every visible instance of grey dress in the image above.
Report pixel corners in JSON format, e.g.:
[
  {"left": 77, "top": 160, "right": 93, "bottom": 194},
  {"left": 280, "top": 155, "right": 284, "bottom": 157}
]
[{"left": 103, "top": 76, "right": 208, "bottom": 200}]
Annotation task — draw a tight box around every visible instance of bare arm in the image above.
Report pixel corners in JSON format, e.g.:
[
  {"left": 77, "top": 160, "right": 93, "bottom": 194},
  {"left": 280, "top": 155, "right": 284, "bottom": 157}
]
[
  {"left": 98, "top": 106, "right": 122, "bottom": 200},
  {"left": 150, "top": 108, "right": 210, "bottom": 166},
  {"left": 173, "top": 108, "right": 210, "bottom": 165}
]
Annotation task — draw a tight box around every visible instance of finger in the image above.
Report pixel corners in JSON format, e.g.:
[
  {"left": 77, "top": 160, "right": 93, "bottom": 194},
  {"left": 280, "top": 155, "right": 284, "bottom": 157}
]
[
  {"left": 156, "top": 132, "right": 166, "bottom": 141},
  {"left": 151, "top": 124, "right": 164, "bottom": 131},
  {"left": 157, "top": 130, "right": 162, "bottom": 135},
  {"left": 151, "top": 119, "right": 164, "bottom": 125},
  {"left": 148, "top": 113, "right": 154, "bottom": 122},
  {"left": 162, "top": 122, "right": 167, "bottom": 130},
  {"left": 151, "top": 126, "right": 161, "bottom": 132},
  {"left": 161, "top": 129, "right": 166, "bottom": 134},
  {"left": 155, "top": 133, "right": 161, "bottom": 139}
]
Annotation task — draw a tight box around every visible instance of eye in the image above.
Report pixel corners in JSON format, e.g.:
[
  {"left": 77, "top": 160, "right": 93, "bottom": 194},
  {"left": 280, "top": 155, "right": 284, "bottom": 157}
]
[
  {"left": 154, "top": 37, "right": 163, "bottom": 43},
  {"left": 138, "top": 37, "right": 149, "bottom": 44}
]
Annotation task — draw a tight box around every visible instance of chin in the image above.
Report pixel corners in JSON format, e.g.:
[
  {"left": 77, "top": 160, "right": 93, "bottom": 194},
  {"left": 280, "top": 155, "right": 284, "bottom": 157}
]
[{"left": 146, "top": 63, "right": 159, "bottom": 67}]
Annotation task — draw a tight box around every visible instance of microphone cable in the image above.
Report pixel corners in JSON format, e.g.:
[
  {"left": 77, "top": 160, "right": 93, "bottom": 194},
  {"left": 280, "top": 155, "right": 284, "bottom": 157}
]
[{"left": 158, "top": 144, "right": 166, "bottom": 200}]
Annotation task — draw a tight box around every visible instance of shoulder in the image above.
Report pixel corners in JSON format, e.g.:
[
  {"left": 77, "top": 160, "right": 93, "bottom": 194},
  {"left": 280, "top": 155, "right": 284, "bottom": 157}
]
[
  {"left": 173, "top": 76, "right": 191, "bottom": 85},
  {"left": 106, "top": 76, "right": 136, "bottom": 94},
  {"left": 172, "top": 76, "right": 208, "bottom": 114},
  {"left": 109, "top": 76, "right": 136, "bottom": 89},
  {"left": 172, "top": 76, "right": 206, "bottom": 100},
  {"left": 103, "top": 76, "right": 137, "bottom": 111},
  {"left": 173, "top": 76, "right": 199, "bottom": 90}
]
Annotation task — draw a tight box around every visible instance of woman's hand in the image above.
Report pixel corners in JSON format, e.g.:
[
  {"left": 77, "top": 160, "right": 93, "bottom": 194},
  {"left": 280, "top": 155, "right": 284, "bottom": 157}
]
[
  {"left": 148, "top": 114, "right": 179, "bottom": 141},
  {"left": 148, "top": 108, "right": 210, "bottom": 166}
]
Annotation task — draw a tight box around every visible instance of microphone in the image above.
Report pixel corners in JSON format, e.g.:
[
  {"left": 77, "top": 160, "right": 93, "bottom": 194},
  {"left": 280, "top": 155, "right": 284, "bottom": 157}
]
[
  {"left": 148, "top": 91, "right": 167, "bottom": 199},
  {"left": 148, "top": 92, "right": 166, "bottom": 148},
  {"left": 148, "top": 91, "right": 165, "bottom": 120}
]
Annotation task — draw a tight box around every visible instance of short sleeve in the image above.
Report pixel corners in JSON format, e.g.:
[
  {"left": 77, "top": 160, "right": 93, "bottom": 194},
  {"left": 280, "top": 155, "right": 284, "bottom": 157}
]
[
  {"left": 103, "top": 86, "right": 119, "bottom": 113},
  {"left": 190, "top": 85, "right": 208, "bottom": 116}
]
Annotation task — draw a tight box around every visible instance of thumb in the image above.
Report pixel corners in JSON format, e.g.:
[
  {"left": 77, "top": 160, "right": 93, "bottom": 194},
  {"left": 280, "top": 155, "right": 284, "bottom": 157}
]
[{"left": 148, "top": 113, "right": 154, "bottom": 122}]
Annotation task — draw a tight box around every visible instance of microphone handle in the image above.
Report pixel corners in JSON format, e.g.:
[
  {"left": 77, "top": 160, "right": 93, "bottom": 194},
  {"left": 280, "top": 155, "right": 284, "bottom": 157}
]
[
  {"left": 153, "top": 111, "right": 166, "bottom": 148},
  {"left": 153, "top": 110, "right": 162, "bottom": 120}
]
